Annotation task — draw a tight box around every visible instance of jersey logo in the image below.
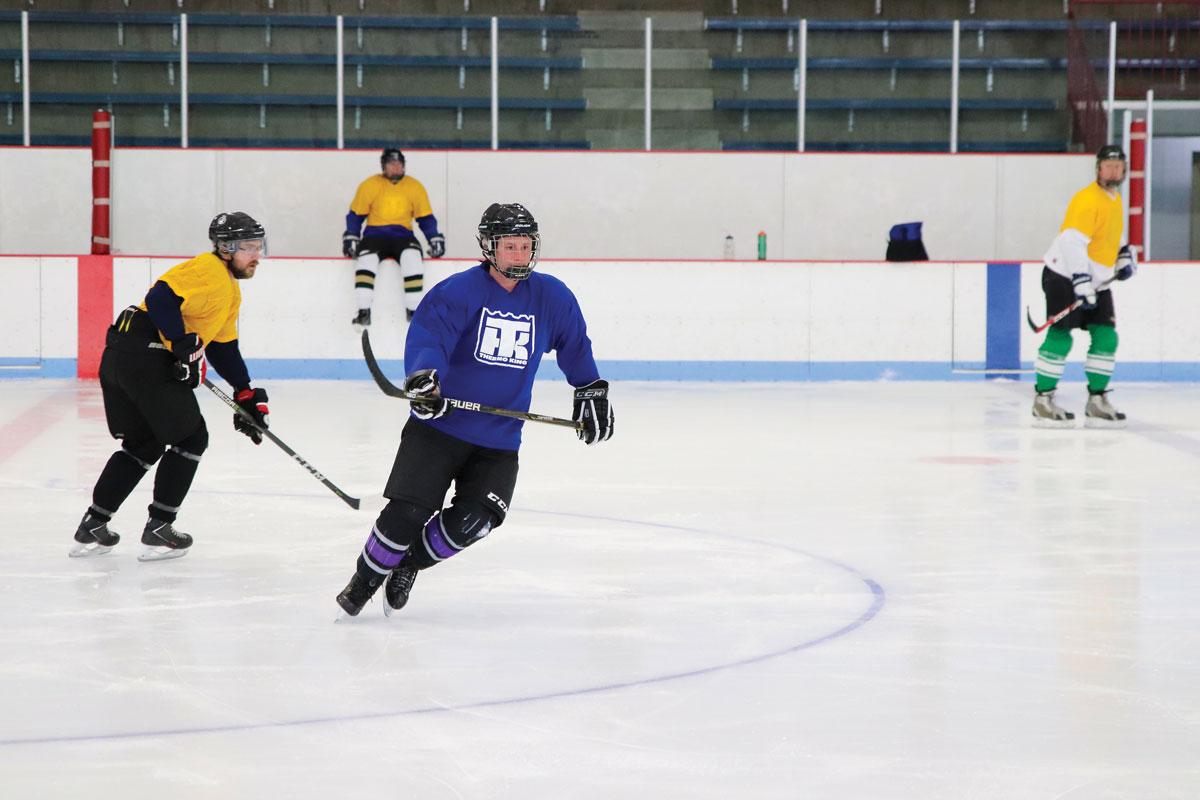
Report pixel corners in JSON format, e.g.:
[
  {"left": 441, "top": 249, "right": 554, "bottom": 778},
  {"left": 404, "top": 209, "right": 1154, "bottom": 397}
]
[{"left": 475, "top": 307, "right": 534, "bottom": 369}]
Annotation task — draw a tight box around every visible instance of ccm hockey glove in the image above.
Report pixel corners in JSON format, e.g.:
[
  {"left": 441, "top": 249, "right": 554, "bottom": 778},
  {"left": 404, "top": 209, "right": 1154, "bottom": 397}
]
[{"left": 573, "top": 379, "right": 613, "bottom": 445}]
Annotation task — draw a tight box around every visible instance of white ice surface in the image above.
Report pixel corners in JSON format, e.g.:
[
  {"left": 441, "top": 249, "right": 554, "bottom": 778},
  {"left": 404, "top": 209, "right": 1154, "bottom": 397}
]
[{"left": 1, "top": 379, "right": 1198, "bottom": 799}]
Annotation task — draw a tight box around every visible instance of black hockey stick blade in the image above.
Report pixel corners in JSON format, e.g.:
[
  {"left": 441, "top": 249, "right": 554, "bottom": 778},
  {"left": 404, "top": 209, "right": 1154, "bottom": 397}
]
[
  {"left": 360, "top": 330, "right": 583, "bottom": 431},
  {"left": 202, "top": 379, "right": 361, "bottom": 509},
  {"left": 1025, "top": 305, "right": 1043, "bottom": 334}
]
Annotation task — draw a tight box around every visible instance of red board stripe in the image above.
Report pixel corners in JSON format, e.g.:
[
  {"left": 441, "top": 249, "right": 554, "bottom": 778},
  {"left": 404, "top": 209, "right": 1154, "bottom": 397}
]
[{"left": 77, "top": 255, "right": 113, "bottom": 379}]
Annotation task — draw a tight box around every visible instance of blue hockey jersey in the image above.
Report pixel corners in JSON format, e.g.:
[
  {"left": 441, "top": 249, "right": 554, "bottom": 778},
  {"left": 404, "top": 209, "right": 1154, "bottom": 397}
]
[{"left": 404, "top": 262, "right": 601, "bottom": 450}]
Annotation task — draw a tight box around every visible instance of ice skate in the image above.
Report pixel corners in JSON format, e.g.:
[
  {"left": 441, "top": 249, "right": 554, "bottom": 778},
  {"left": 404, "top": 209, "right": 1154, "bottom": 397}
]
[
  {"left": 138, "top": 518, "right": 193, "bottom": 562},
  {"left": 69, "top": 512, "right": 121, "bottom": 558},
  {"left": 1032, "top": 390, "right": 1075, "bottom": 428},
  {"left": 383, "top": 562, "right": 418, "bottom": 617},
  {"left": 1084, "top": 390, "right": 1127, "bottom": 429},
  {"left": 336, "top": 572, "right": 382, "bottom": 618},
  {"left": 351, "top": 308, "right": 371, "bottom": 331}
]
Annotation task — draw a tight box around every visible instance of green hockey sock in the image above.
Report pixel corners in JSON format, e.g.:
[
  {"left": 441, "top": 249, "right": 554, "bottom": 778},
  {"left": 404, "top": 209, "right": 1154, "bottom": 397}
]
[{"left": 1035, "top": 327, "right": 1073, "bottom": 393}]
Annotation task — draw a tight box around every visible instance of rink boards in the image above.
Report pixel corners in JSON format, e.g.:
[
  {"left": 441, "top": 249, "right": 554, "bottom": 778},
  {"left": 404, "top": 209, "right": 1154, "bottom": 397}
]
[{"left": 1, "top": 255, "right": 1197, "bottom": 381}]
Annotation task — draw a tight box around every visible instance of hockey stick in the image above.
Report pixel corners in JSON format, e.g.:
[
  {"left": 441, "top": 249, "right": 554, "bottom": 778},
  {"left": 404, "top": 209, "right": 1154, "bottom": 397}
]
[
  {"left": 202, "top": 378, "right": 362, "bottom": 509},
  {"left": 360, "top": 330, "right": 583, "bottom": 431},
  {"left": 1025, "top": 276, "right": 1117, "bottom": 334}
]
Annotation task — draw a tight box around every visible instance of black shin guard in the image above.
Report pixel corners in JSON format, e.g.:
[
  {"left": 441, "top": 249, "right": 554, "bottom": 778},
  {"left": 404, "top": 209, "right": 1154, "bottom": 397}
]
[
  {"left": 356, "top": 500, "right": 434, "bottom": 580},
  {"left": 149, "top": 424, "right": 208, "bottom": 523},
  {"left": 406, "top": 499, "right": 498, "bottom": 571},
  {"left": 91, "top": 440, "right": 163, "bottom": 517}
]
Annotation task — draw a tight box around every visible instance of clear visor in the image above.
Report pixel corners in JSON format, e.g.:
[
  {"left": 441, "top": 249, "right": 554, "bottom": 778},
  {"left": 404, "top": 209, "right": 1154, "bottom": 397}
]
[{"left": 218, "top": 238, "right": 268, "bottom": 257}]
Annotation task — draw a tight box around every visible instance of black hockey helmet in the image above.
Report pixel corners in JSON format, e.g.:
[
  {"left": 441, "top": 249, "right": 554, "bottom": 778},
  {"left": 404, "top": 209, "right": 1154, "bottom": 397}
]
[
  {"left": 477, "top": 202, "right": 540, "bottom": 280},
  {"left": 1096, "top": 144, "right": 1126, "bottom": 163},
  {"left": 209, "top": 211, "right": 266, "bottom": 257},
  {"left": 381, "top": 147, "right": 405, "bottom": 169}
]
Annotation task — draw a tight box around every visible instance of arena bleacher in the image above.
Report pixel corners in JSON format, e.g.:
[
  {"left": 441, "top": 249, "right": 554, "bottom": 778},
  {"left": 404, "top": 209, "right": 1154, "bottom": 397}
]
[{"left": 0, "top": 1, "right": 1195, "bottom": 151}]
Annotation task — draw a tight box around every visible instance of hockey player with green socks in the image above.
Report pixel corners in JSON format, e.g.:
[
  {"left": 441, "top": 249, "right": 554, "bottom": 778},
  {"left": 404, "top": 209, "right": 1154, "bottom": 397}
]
[{"left": 1033, "top": 144, "right": 1137, "bottom": 428}]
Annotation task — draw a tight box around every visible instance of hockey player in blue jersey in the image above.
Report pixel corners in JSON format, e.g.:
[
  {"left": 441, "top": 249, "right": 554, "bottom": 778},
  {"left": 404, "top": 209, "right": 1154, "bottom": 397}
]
[{"left": 336, "top": 202, "right": 614, "bottom": 617}]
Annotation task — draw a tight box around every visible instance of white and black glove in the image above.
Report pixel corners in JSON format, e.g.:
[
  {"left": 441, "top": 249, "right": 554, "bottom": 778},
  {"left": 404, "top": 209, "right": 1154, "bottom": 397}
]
[
  {"left": 404, "top": 369, "right": 450, "bottom": 420},
  {"left": 1115, "top": 245, "right": 1137, "bottom": 281},
  {"left": 342, "top": 232, "right": 360, "bottom": 259},
  {"left": 169, "top": 333, "right": 206, "bottom": 389},
  {"left": 427, "top": 234, "right": 445, "bottom": 259},
  {"left": 572, "top": 379, "right": 613, "bottom": 445},
  {"left": 1071, "top": 273, "right": 1097, "bottom": 311}
]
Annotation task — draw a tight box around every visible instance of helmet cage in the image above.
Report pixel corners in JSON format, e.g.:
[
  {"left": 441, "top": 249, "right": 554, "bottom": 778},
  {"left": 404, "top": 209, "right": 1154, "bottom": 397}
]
[
  {"left": 477, "top": 202, "right": 539, "bottom": 280},
  {"left": 480, "top": 232, "right": 541, "bottom": 281}
]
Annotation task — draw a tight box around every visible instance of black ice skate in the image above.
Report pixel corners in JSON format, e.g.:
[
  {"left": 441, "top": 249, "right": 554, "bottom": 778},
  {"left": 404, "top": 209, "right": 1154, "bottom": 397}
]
[
  {"left": 351, "top": 309, "right": 371, "bottom": 331},
  {"left": 1032, "top": 390, "right": 1075, "bottom": 428},
  {"left": 139, "top": 518, "right": 193, "bottom": 562},
  {"left": 383, "top": 562, "right": 418, "bottom": 617},
  {"left": 69, "top": 512, "right": 121, "bottom": 558},
  {"left": 1084, "top": 390, "right": 1127, "bottom": 429},
  {"left": 336, "top": 572, "right": 382, "bottom": 618}
]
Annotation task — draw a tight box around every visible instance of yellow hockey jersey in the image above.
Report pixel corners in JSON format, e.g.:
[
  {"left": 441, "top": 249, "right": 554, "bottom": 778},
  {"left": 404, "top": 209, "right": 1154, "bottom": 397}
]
[
  {"left": 1043, "top": 182, "right": 1124, "bottom": 281},
  {"left": 138, "top": 252, "right": 241, "bottom": 350},
  {"left": 349, "top": 174, "right": 434, "bottom": 231}
]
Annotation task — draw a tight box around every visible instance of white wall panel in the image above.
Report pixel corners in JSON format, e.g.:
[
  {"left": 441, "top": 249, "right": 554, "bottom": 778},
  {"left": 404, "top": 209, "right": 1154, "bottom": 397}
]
[
  {"left": 996, "top": 155, "right": 1093, "bottom": 261},
  {"left": 0, "top": 148, "right": 1132, "bottom": 263},
  {"left": 40, "top": 258, "right": 79, "bottom": 358},
  {"left": 786, "top": 155, "right": 997, "bottom": 261},
  {"left": 111, "top": 150, "right": 219, "bottom": 255},
  {"left": 810, "top": 262, "right": 952, "bottom": 360},
  {"left": 951, "top": 262, "right": 988, "bottom": 365},
  {"left": 0, "top": 258, "right": 42, "bottom": 358},
  {"left": 445, "top": 151, "right": 789, "bottom": 262},
  {"left": 0, "top": 149, "right": 91, "bottom": 254}
]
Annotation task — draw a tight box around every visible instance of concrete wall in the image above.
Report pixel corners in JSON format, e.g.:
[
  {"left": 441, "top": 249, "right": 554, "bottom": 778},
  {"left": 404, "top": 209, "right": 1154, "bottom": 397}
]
[{"left": 0, "top": 147, "right": 1096, "bottom": 261}]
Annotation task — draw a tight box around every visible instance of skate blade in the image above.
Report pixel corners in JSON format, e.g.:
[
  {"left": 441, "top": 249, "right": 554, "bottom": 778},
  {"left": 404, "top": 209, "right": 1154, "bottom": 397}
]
[
  {"left": 1084, "top": 416, "right": 1127, "bottom": 429},
  {"left": 1031, "top": 416, "right": 1076, "bottom": 429},
  {"left": 138, "top": 545, "right": 190, "bottom": 562},
  {"left": 68, "top": 542, "right": 114, "bottom": 558}
]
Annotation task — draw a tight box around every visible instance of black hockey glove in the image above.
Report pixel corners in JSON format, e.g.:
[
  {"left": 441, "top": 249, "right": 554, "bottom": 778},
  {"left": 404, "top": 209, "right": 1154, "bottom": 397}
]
[
  {"left": 342, "top": 232, "right": 360, "bottom": 259},
  {"left": 427, "top": 234, "right": 446, "bottom": 259},
  {"left": 169, "top": 333, "right": 205, "bottom": 389},
  {"left": 1115, "top": 244, "right": 1137, "bottom": 281},
  {"left": 573, "top": 379, "right": 613, "bottom": 445},
  {"left": 405, "top": 369, "right": 450, "bottom": 421},
  {"left": 233, "top": 387, "right": 269, "bottom": 445}
]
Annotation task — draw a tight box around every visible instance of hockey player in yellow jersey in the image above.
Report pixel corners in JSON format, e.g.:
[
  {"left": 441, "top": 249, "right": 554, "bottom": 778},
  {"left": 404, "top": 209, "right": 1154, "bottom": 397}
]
[
  {"left": 1033, "top": 145, "right": 1138, "bottom": 428},
  {"left": 70, "top": 212, "right": 273, "bottom": 561},
  {"left": 343, "top": 148, "right": 445, "bottom": 328}
]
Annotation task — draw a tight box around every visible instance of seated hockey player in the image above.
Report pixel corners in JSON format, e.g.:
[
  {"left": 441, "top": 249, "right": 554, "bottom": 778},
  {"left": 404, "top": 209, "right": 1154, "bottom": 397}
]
[
  {"left": 342, "top": 147, "right": 445, "bottom": 329},
  {"left": 336, "top": 202, "right": 613, "bottom": 618}
]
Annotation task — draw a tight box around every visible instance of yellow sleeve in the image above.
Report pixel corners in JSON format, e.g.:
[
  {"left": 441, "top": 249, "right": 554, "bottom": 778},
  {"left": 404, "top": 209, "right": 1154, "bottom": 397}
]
[
  {"left": 158, "top": 254, "right": 239, "bottom": 346},
  {"left": 1060, "top": 189, "right": 1098, "bottom": 239},
  {"left": 410, "top": 179, "right": 434, "bottom": 218},
  {"left": 349, "top": 177, "right": 379, "bottom": 216},
  {"left": 212, "top": 315, "right": 239, "bottom": 343}
]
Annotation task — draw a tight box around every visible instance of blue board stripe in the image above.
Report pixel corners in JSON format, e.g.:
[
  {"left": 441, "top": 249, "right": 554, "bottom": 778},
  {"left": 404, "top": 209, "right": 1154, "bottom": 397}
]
[{"left": 986, "top": 262, "right": 1021, "bottom": 374}]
